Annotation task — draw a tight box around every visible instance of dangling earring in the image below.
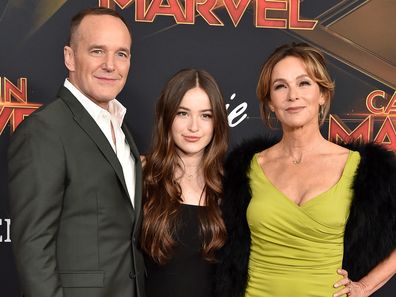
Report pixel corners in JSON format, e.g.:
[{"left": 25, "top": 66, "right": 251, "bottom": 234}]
[
  {"left": 319, "top": 104, "right": 324, "bottom": 122},
  {"left": 267, "top": 108, "right": 276, "bottom": 128},
  {"left": 267, "top": 110, "right": 272, "bottom": 123}
]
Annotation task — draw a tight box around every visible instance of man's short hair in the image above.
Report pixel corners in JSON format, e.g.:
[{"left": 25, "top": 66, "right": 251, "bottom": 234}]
[{"left": 67, "top": 7, "right": 132, "bottom": 46}]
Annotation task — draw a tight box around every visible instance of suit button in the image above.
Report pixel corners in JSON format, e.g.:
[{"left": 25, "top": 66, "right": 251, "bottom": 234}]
[{"left": 129, "top": 271, "right": 136, "bottom": 279}]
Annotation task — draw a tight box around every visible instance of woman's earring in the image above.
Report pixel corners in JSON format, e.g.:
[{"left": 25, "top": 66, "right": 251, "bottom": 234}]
[
  {"left": 267, "top": 108, "right": 276, "bottom": 128},
  {"left": 319, "top": 104, "right": 324, "bottom": 122},
  {"left": 267, "top": 110, "right": 272, "bottom": 123}
]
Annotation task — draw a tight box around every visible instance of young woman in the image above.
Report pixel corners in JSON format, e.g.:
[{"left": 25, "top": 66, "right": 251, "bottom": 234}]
[
  {"left": 216, "top": 43, "right": 396, "bottom": 297},
  {"left": 140, "top": 69, "right": 229, "bottom": 297}
]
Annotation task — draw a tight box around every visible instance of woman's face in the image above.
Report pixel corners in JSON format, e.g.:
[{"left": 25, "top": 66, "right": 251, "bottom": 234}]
[
  {"left": 171, "top": 87, "right": 214, "bottom": 159},
  {"left": 268, "top": 55, "right": 325, "bottom": 130}
]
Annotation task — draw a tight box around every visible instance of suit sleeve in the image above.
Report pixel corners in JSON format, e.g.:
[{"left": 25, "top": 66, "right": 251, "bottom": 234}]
[{"left": 8, "top": 115, "right": 65, "bottom": 297}]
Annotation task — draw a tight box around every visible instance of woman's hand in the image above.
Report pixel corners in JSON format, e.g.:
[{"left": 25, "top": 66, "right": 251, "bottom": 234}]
[{"left": 333, "top": 269, "right": 369, "bottom": 297}]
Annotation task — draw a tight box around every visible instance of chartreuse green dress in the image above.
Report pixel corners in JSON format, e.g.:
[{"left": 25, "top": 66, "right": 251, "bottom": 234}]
[{"left": 245, "top": 151, "right": 360, "bottom": 297}]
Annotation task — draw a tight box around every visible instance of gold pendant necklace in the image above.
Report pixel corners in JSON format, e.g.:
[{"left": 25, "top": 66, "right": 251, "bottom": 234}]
[{"left": 291, "top": 155, "right": 303, "bottom": 165}]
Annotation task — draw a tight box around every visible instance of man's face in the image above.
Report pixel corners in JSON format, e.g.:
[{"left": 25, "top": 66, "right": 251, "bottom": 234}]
[{"left": 64, "top": 15, "right": 131, "bottom": 109}]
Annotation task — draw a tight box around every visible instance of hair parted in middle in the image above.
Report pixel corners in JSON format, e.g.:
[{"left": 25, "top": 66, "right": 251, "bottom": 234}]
[
  {"left": 256, "top": 42, "right": 335, "bottom": 128},
  {"left": 140, "top": 68, "right": 228, "bottom": 265}
]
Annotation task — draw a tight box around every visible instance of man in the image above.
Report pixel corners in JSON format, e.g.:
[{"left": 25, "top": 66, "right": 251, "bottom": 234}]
[{"left": 8, "top": 7, "right": 145, "bottom": 297}]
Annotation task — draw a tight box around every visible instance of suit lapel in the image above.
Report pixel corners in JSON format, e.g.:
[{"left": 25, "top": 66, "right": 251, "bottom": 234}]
[
  {"left": 58, "top": 87, "right": 131, "bottom": 204},
  {"left": 123, "top": 124, "right": 142, "bottom": 221}
]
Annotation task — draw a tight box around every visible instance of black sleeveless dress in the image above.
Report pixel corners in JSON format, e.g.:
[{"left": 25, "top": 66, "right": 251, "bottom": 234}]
[{"left": 144, "top": 204, "right": 215, "bottom": 297}]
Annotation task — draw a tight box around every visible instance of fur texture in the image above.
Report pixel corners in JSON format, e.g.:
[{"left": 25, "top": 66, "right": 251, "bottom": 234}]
[{"left": 215, "top": 138, "right": 396, "bottom": 297}]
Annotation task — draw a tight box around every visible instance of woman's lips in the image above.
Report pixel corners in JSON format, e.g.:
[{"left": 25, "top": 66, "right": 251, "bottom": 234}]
[
  {"left": 285, "top": 106, "right": 305, "bottom": 113},
  {"left": 183, "top": 136, "right": 200, "bottom": 142}
]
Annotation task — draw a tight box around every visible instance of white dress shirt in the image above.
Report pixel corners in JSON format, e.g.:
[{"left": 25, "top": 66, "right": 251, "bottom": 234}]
[{"left": 64, "top": 79, "right": 136, "bottom": 207}]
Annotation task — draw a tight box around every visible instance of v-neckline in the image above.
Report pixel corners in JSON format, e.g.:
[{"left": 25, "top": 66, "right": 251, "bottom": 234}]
[{"left": 254, "top": 151, "right": 352, "bottom": 208}]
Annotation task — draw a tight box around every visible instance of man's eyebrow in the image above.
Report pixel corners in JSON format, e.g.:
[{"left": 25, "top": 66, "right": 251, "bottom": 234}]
[
  {"left": 118, "top": 47, "right": 131, "bottom": 54},
  {"left": 87, "top": 45, "right": 131, "bottom": 54}
]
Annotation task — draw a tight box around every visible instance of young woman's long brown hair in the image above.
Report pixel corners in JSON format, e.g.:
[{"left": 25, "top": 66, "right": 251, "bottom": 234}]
[{"left": 140, "top": 69, "right": 228, "bottom": 265}]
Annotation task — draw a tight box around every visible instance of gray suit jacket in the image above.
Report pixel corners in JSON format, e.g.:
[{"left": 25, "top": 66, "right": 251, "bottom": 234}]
[{"left": 8, "top": 86, "right": 145, "bottom": 297}]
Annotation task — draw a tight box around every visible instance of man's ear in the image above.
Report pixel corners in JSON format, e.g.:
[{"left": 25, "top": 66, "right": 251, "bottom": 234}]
[{"left": 64, "top": 46, "right": 75, "bottom": 72}]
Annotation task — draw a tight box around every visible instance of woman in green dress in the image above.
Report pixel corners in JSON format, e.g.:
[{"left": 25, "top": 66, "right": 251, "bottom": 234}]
[{"left": 216, "top": 43, "right": 396, "bottom": 297}]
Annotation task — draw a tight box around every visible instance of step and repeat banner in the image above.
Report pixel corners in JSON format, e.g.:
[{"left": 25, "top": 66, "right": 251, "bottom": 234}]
[{"left": 1, "top": 0, "right": 395, "bottom": 296}]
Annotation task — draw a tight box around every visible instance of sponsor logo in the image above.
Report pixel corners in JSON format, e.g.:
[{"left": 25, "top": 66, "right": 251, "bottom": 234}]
[
  {"left": 329, "top": 91, "right": 396, "bottom": 151},
  {"left": 99, "top": 0, "right": 317, "bottom": 29},
  {"left": 0, "top": 218, "right": 11, "bottom": 243},
  {"left": 0, "top": 77, "right": 42, "bottom": 135}
]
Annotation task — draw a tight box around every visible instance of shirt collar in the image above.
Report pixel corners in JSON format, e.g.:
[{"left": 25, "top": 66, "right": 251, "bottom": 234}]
[
  {"left": 108, "top": 98, "right": 127, "bottom": 128},
  {"left": 64, "top": 78, "right": 127, "bottom": 127}
]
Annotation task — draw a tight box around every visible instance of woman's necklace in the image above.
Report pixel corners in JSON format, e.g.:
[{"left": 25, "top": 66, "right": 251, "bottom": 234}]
[
  {"left": 291, "top": 154, "right": 303, "bottom": 165},
  {"left": 185, "top": 172, "right": 196, "bottom": 180},
  {"left": 184, "top": 168, "right": 200, "bottom": 180}
]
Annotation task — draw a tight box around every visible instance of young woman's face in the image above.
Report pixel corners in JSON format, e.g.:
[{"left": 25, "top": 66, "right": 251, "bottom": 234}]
[
  {"left": 269, "top": 56, "right": 325, "bottom": 130},
  {"left": 171, "top": 87, "right": 214, "bottom": 159}
]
